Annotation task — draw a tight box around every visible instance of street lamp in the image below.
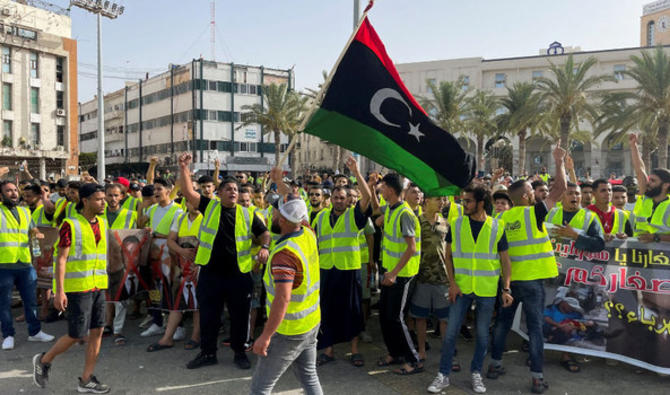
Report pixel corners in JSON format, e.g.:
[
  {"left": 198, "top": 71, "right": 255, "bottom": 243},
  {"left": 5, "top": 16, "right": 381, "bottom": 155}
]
[{"left": 70, "top": 0, "right": 124, "bottom": 182}]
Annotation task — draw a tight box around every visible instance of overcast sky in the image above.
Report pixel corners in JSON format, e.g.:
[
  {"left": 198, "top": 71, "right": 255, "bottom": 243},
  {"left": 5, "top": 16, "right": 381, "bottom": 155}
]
[{"left": 65, "top": 0, "right": 650, "bottom": 101}]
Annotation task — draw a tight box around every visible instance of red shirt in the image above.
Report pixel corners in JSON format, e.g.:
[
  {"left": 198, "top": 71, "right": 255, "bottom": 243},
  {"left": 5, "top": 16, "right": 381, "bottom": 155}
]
[
  {"left": 587, "top": 204, "right": 613, "bottom": 234},
  {"left": 58, "top": 220, "right": 101, "bottom": 248}
]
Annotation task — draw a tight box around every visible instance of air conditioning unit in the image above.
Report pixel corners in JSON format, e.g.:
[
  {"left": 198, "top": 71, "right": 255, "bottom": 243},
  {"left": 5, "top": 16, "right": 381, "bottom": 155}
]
[
  {"left": 56, "top": 109, "right": 66, "bottom": 117},
  {"left": 2, "top": 8, "right": 11, "bottom": 16}
]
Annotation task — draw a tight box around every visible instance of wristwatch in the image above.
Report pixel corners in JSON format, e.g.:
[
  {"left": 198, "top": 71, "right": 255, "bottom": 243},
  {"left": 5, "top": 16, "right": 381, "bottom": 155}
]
[
  {"left": 654, "top": 234, "right": 661, "bottom": 243},
  {"left": 261, "top": 244, "right": 270, "bottom": 250}
]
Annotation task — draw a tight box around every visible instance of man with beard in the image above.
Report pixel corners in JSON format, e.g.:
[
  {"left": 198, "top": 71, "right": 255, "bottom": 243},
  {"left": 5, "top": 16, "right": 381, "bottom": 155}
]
[
  {"left": 488, "top": 140, "right": 567, "bottom": 394},
  {"left": 629, "top": 133, "right": 670, "bottom": 241},
  {"left": 33, "top": 183, "right": 110, "bottom": 393},
  {"left": 0, "top": 181, "right": 54, "bottom": 350},
  {"left": 178, "top": 152, "right": 270, "bottom": 370},
  {"left": 531, "top": 181, "right": 549, "bottom": 203},
  {"left": 312, "top": 157, "right": 371, "bottom": 368},
  {"left": 307, "top": 184, "right": 325, "bottom": 224}
]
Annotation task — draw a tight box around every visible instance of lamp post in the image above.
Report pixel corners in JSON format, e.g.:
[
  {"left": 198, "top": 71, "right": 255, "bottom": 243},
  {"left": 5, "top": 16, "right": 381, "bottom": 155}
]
[{"left": 70, "top": 0, "right": 124, "bottom": 182}]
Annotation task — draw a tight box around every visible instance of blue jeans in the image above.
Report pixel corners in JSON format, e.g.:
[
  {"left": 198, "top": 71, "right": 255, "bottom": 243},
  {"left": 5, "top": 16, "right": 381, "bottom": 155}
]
[
  {"left": 491, "top": 279, "right": 546, "bottom": 374},
  {"left": 439, "top": 293, "right": 496, "bottom": 375},
  {"left": 0, "top": 266, "right": 41, "bottom": 338}
]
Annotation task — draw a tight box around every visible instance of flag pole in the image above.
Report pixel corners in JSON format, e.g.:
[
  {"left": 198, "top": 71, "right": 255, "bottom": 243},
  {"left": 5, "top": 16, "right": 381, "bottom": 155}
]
[{"left": 278, "top": 0, "right": 375, "bottom": 169}]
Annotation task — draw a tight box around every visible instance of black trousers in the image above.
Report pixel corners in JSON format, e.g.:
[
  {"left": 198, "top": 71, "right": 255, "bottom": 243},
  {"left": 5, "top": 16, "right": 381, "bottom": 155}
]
[
  {"left": 379, "top": 276, "right": 419, "bottom": 364},
  {"left": 196, "top": 269, "right": 253, "bottom": 355}
]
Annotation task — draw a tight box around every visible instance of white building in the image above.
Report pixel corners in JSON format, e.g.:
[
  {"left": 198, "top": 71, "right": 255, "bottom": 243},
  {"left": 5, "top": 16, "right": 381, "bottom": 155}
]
[
  {"left": 0, "top": 0, "right": 78, "bottom": 178},
  {"left": 79, "top": 59, "right": 293, "bottom": 175}
]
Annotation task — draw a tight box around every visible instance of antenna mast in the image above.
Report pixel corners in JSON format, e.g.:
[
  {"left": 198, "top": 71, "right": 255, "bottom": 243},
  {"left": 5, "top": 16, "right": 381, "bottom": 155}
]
[{"left": 210, "top": 0, "right": 215, "bottom": 61}]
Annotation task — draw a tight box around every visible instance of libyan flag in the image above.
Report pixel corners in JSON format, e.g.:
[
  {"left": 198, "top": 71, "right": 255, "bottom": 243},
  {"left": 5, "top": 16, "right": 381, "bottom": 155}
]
[{"left": 302, "top": 17, "right": 476, "bottom": 196}]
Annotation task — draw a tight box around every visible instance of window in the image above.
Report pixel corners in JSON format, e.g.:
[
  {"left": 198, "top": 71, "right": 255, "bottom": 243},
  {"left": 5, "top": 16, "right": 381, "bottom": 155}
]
[
  {"left": 462, "top": 76, "right": 470, "bottom": 91},
  {"left": 648, "top": 21, "right": 656, "bottom": 46},
  {"left": 2, "top": 83, "right": 10, "bottom": 110},
  {"left": 614, "top": 64, "right": 626, "bottom": 80},
  {"left": 30, "top": 123, "right": 39, "bottom": 145},
  {"left": 1, "top": 47, "right": 10, "bottom": 73},
  {"left": 426, "top": 78, "right": 436, "bottom": 94},
  {"left": 30, "top": 87, "right": 39, "bottom": 113},
  {"left": 3, "top": 120, "right": 11, "bottom": 143},
  {"left": 56, "top": 57, "right": 64, "bottom": 83},
  {"left": 29, "top": 52, "right": 38, "bottom": 78},
  {"left": 56, "top": 91, "right": 64, "bottom": 109},
  {"left": 240, "top": 84, "right": 248, "bottom": 94},
  {"left": 495, "top": 73, "right": 506, "bottom": 88},
  {"left": 532, "top": 70, "right": 543, "bottom": 80},
  {"left": 57, "top": 125, "right": 64, "bottom": 146}
]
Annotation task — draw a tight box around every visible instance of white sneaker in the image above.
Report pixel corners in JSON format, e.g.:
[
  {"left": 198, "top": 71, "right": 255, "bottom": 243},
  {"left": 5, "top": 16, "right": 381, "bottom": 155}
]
[
  {"left": 28, "top": 331, "right": 55, "bottom": 343},
  {"left": 472, "top": 372, "right": 486, "bottom": 393},
  {"left": 2, "top": 336, "right": 14, "bottom": 350},
  {"left": 173, "top": 326, "right": 186, "bottom": 341},
  {"left": 360, "top": 331, "right": 372, "bottom": 343},
  {"left": 140, "top": 323, "right": 165, "bottom": 337},
  {"left": 427, "top": 372, "right": 449, "bottom": 393}
]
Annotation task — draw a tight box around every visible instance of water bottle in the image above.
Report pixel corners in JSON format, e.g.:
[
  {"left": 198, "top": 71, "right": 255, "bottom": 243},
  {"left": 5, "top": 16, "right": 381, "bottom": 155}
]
[{"left": 31, "top": 237, "right": 41, "bottom": 257}]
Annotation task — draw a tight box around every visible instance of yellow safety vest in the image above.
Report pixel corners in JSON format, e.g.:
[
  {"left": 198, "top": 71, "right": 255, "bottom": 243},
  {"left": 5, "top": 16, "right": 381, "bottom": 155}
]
[
  {"left": 546, "top": 207, "right": 597, "bottom": 232},
  {"left": 57, "top": 213, "right": 108, "bottom": 292},
  {"left": 630, "top": 196, "right": 670, "bottom": 236},
  {"left": 381, "top": 202, "right": 421, "bottom": 277},
  {"left": 53, "top": 199, "right": 77, "bottom": 226},
  {"left": 446, "top": 202, "right": 463, "bottom": 223},
  {"left": 314, "top": 207, "right": 361, "bottom": 270},
  {"left": 267, "top": 206, "right": 281, "bottom": 247},
  {"left": 450, "top": 215, "right": 504, "bottom": 297},
  {"left": 359, "top": 230, "right": 370, "bottom": 264},
  {"left": 263, "top": 227, "right": 320, "bottom": 336},
  {"left": 0, "top": 204, "right": 31, "bottom": 264},
  {"left": 121, "top": 196, "right": 140, "bottom": 212},
  {"left": 500, "top": 206, "right": 557, "bottom": 281},
  {"left": 177, "top": 212, "right": 202, "bottom": 238},
  {"left": 195, "top": 201, "right": 254, "bottom": 273},
  {"left": 106, "top": 207, "right": 137, "bottom": 230},
  {"left": 147, "top": 203, "right": 180, "bottom": 236},
  {"left": 31, "top": 204, "right": 51, "bottom": 227}
]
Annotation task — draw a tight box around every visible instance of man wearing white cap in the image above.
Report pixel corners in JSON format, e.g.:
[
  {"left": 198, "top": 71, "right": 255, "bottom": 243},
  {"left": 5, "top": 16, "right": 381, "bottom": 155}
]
[{"left": 250, "top": 167, "right": 322, "bottom": 395}]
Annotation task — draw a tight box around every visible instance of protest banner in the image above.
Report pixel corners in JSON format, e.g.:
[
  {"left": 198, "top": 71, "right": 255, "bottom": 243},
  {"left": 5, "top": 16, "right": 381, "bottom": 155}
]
[
  {"left": 512, "top": 231, "right": 670, "bottom": 374},
  {"left": 106, "top": 228, "right": 152, "bottom": 302},
  {"left": 32, "top": 226, "right": 59, "bottom": 289},
  {"left": 171, "top": 234, "right": 199, "bottom": 312}
]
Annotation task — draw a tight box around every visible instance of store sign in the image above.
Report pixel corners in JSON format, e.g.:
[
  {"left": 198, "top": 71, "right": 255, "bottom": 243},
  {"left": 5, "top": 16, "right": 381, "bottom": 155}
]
[{"left": 644, "top": 0, "right": 670, "bottom": 16}]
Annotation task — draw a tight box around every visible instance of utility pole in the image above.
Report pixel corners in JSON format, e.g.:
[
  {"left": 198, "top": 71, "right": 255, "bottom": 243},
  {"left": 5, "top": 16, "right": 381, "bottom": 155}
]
[{"left": 70, "top": 0, "right": 124, "bottom": 182}]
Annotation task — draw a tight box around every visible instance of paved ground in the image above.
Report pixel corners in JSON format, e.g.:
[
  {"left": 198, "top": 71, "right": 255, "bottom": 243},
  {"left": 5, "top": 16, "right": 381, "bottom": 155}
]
[{"left": 2, "top": 302, "right": 670, "bottom": 394}]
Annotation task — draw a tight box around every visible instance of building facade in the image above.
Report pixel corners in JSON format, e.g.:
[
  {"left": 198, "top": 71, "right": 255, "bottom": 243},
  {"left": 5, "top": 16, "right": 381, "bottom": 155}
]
[
  {"left": 0, "top": 0, "right": 77, "bottom": 178},
  {"left": 79, "top": 60, "right": 293, "bottom": 175}
]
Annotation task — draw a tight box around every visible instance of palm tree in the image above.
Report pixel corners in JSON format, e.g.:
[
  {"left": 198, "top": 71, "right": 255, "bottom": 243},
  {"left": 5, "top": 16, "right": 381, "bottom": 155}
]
[
  {"left": 498, "top": 82, "right": 545, "bottom": 175},
  {"left": 465, "top": 90, "right": 499, "bottom": 171},
  {"left": 239, "top": 83, "right": 308, "bottom": 168},
  {"left": 420, "top": 77, "right": 469, "bottom": 134},
  {"left": 614, "top": 47, "right": 670, "bottom": 168},
  {"left": 535, "top": 54, "right": 615, "bottom": 150}
]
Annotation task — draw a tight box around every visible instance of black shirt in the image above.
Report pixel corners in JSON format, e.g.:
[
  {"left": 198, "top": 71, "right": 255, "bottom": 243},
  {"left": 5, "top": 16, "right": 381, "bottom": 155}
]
[
  {"left": 446, "top": 217, "right": 508, "bottom": 251},
  {"left": 198, "top": 196, "right": 268, "bottom": 276}
]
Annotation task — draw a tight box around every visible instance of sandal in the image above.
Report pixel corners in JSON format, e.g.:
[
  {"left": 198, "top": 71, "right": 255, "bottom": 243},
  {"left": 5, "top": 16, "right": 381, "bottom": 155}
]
[
  {"left": 560, "top": 358, "right": 581, "bottom": 373},
  {"left": 393, "top": 364, "right": 424, "bottom": 375},
  {"left": 350, "top": 353, "right": 364, "bottom": 367},
  {"left": 184, "top": 339, "right": 200, "bottom": 350},
  {"left": 147, "top": 342, "right": 174, "bottom": 352},
  {"left": 113, "top": 334, "right": 127, "bottom": 346},
  {"left": 317, "top": 353, "right": 335, "bottom": 366},
  {"left": 377, "top": 355, "right": 404, "bottom": 367}
]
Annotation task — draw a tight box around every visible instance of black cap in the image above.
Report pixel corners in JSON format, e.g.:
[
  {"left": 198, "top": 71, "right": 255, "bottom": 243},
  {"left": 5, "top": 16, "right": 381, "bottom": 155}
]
[
  {"left": 129, "top": 182, "right": 141, "bottom": 191},
  {"left": 141, "top": 185, "right": 155, "bottom": 197},
  {"left": 79, "top": 183, "right": 104, "bottom": 200},
  {"left": 56, "top": 179, "right": 67, "bottom": 188}
]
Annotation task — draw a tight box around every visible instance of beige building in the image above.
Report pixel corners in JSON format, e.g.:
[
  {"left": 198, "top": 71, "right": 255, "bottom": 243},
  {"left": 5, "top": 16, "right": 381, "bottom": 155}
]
[
  {"left": 0, "top": 0, "right": 78, "bottom": 178},
  {"left": 79, "top": 60, "right": 293, "bottom": 176}
]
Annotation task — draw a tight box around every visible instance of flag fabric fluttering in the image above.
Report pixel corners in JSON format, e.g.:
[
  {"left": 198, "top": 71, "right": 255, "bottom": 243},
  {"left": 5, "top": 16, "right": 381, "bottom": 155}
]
[{"left": 302, "top": 16, "right": 476, "bottom": 196}]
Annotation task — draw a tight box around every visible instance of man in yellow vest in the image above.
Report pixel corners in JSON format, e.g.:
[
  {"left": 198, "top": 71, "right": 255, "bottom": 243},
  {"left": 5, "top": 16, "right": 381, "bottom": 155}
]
[
  {"left": 428, "top": 184, "right": 513, "bottom": 394},
  {"left": 488, "top": 140, "right": 567, "bottom": 394},
  {"left": 250, "top": 193, "right": 322, "bottom": 395},
  {"left": 442, "top": 195, "right": 463, "bottom": 224},
  {"left": 33, "top": 183, "right": 110, "bottom": 393},
  {"left": 611, "top": 185, "right": 629, "bottom": 212},
  {"left": 23, "top": 183, "right": 52, "bottom": 227},
  {"left": 0, "top": 181, "right": 54, "bottom": 351},
  {"left": 114, "top": 177, "right": 140, "bottom": 212},
  {"left": 49, "top": 181, "right": 81, "bottom": 226},
  {"left": 307, "top": 183, "right": 326, "bottom": 224},
  {"left": 312, "top": 157, "right": 371, "bottom": 368},
  {"left": 178, "top": 152, "right": 270, "bottom": 370},
  {"left": 374, "top": 173, "right": 422, "bottom": 375},
  {"left": 405, "top": 183, "right": 423, "bottom": 217},
  {"left": 629, "top": 133, "right": 670, "bottom": 241},
  {"left": 103, "top": 183, "right": 137, "bottom": 346}
]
